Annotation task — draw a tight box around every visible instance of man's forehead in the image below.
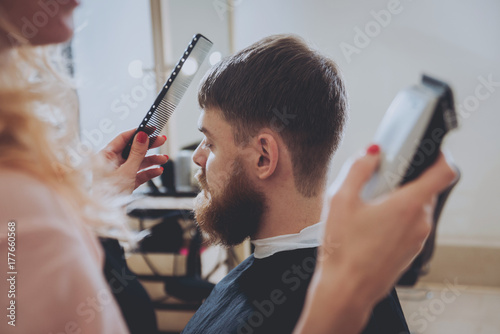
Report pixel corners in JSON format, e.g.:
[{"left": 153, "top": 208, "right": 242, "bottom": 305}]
[
  {"left": 197, "top": 109, "right": 231, "bottom": 137},
  {"left": 197, "top": 110, "right": 208, "bottom": 130}
]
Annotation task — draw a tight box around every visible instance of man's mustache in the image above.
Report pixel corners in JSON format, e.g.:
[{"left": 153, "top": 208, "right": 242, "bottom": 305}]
[{"left": 195, "top": 168, "right": 210, "bottom": 194}]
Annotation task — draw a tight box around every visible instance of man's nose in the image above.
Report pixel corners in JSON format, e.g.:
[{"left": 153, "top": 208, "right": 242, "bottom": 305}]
[{"left": 192, "top": 141, "right": 207, "bottom": 168}]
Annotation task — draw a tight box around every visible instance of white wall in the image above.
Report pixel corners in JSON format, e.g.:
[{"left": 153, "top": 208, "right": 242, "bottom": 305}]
[
  {"left": 72, "top": 0, "right": 156, "bottom": 152},
  {"left": 162, "top": 0, "right": 232, "bottom": 155},
  {"left": 233, "top": 0, "right": 500, "bottom": 245}
]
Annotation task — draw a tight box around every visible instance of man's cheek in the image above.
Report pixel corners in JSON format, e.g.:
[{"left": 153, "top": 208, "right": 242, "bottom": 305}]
[
  {"left": 207, "top": 174, "right": 220, "bottom": 195},
  {"left": 208, "top": 170, "right": 229, "bottom": 195}
]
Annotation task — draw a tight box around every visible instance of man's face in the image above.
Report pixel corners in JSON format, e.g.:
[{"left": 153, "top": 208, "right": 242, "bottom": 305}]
[{"left": 192, "top": 109, "right": 267, "bottom": 246}]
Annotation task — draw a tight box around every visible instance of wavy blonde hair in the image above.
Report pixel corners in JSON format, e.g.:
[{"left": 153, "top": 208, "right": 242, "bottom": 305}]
[{"left": 0, "top": 8, "right": 133, "bottom": 243}]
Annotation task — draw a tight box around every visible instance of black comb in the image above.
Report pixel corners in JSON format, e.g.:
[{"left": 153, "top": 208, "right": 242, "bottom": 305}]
[{"left": 121, "top": 33, "right": 213, "bottom": 159}]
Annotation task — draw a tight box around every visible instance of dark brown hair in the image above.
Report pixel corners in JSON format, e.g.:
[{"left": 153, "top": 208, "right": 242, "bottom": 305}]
[{"left": 198, "top": 34, "right": 348, "bottom": 197}]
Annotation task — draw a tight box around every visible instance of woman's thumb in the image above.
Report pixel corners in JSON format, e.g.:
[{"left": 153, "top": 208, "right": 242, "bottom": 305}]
[
  {"left": 125, "top": 131, "right": 149, "bottom": 171},
  {"left": 341, "top": 144, "right": 382, "bottom": 198}
]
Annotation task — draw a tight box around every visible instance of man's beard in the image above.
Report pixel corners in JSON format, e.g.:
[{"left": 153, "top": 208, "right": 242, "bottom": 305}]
[{"left": 193, "top": 157, "right": 267, "bottom": 247}]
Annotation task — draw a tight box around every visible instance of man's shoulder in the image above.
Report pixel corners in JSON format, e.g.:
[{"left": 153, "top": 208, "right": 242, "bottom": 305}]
[
  {"left": 240, "top": 247, "right": 318, "bottom": 296},
  {"left": 181, "top": 247, "right": 318, "bottom": 334},
  {"left": 183, "top": 246, "right": 409, "bottom": 334}
]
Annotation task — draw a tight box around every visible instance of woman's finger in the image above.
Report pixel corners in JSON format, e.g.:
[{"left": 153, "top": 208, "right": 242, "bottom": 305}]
[
  {"left": 135, "top": 167, "right": 163, "bottom": 188},
  {"left": 103, "top": 129, "right": 137, "bottom": 154},
  {"left": 398, "top": 153, "right": 457, "bottom": 204},
  {"left": 103, "top": 129, "right": 166, "bottom": 157},
  {"left": 139, "top": 154, "right": 169, "bottom": 170},
  {"left": 149, "top": 135, "right": 167, "bottom": 149},
  {"left": 122, "top": 132, "right": 150, "bottom": 174},
  {"left": 336, "top": 144, "right": 381, "bottom": 200}
]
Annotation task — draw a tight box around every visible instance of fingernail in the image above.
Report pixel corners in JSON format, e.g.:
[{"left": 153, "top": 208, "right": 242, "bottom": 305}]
[
  {"left": 137, "top": 131, "right": 148, "bottom": 144},
  {"left": 160, "top": 166, "right": 164, "bottom": 172},
  {"left": 366, "top": 144, "right": 380, "bottom": 155},
  {"left": 164, "top": 155, "right": 169, "bottom": 160},
  {"left": 162, "top": 135, "right": 167, "bottom": 140}
]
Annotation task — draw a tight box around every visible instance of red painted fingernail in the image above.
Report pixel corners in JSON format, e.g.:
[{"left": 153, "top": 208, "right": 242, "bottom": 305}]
[
  {"left": 137, "top": 131, "right": 148, "bottom": 144},
  {"left": 164, "top": 155, "right": 169, "bottom": 160},
  {"left": 162, "top": 135, "right": 167, "bottom": 140},
  {"left": 160, "top": 167, "right": 164, "bottom": 172},
  {"left": 366, "top": 144, "right": 380, "bottom": 155}
]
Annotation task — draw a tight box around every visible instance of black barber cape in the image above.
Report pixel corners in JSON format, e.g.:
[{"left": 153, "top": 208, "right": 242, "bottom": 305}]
[{"left": 182, "top": 247, "right": 409, "bottom": 334}]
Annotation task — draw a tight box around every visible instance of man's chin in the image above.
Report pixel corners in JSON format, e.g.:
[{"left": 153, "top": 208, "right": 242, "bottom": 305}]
[{"left": 192, "top": 160, "right": 266, "bottom": 247}]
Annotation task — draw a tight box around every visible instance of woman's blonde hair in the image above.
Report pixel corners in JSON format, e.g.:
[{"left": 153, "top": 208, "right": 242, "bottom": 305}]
[{"left": 0, "top": 7, "right": 134, "bottom": 243}]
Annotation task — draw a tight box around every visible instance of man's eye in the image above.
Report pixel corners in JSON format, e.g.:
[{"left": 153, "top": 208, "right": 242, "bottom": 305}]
[{"left": 204, "top": 142, "right": 213, "bottom": 149}]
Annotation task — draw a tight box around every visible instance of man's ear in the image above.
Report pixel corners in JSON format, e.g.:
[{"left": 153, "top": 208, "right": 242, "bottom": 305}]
[{"left": 252, "top": 132, "right": 279, "bottom": 180}]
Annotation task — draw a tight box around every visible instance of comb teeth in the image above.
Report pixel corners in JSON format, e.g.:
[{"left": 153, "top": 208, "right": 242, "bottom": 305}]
[
  {"left": 141, "top": 100, "right": 176, "bottom": 146},
  {"left": 121, "top": 34, "right": 213, "bottom": 160}
]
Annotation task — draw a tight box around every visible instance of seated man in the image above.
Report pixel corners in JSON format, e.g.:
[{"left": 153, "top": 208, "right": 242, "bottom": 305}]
[{"left": 182, "top": 35, "right": 409, "bottom": 334}]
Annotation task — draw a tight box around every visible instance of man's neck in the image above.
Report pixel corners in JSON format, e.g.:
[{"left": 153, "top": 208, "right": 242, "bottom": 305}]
[{"left": 252, "top": 188, "right": 324, "bottom": 240}]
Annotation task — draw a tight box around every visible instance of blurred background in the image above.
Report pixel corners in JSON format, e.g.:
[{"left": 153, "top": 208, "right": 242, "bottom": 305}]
[{"left": 71, "top": 1, "right": 500, "bottom": 333}]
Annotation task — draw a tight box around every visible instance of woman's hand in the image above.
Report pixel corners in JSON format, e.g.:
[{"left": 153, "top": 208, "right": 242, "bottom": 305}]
[
  {"left": 294, "top": 146, "right": 457, "bottom": 334},
  {"left": 319, "top": 148, "right": 456, "bottom": 298},
  {"left": 98, "top": 129, "right": 169, "bottom": 194}
]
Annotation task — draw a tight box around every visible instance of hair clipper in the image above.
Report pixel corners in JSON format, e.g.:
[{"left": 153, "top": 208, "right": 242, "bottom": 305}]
[{"left": 361, "top": 74, "right": 461, "bottom": 285}]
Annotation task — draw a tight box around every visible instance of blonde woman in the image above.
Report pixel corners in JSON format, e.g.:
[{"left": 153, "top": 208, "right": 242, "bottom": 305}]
[
  {"left": 0, "top": 1, "right": 456, "bottom": 334},
  {"left": 0, "top": 1, "right": 167, "bottom": 333}
]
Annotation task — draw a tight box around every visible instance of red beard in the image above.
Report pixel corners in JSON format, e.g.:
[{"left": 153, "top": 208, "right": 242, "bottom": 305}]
[{"left": 193, "top": 158, "right": 267, "bottom": 247}]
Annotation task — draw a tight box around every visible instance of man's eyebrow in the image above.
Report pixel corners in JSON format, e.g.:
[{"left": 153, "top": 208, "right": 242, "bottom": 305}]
[{"left": 197, "top": 126, "right": 214, "bottom": 138}]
